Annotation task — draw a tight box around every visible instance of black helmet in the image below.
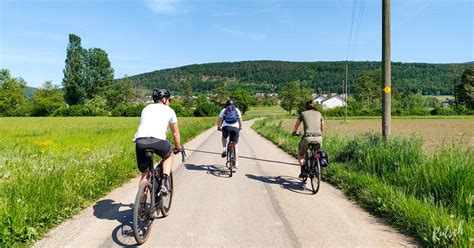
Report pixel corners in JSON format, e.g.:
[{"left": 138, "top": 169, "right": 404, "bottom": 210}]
[
  {"left": 152, "top": 89, "right": 170, "bottom": 101},
  {"left": 226, "top": 99, "right": 234, "bottom": 106}
]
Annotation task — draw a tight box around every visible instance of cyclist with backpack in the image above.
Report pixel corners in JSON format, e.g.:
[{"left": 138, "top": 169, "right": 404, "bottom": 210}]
[
  {"left": 217, "top": 99, "right": 243, "bottom": 168},
  {"left": 292, "top": 100, "right": 324, "bottom": 178}
]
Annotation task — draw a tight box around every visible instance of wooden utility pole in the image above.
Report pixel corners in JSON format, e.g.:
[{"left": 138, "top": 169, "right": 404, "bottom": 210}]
[
  {"left": 382, "top": 0, "right": 391, "bottom": 139},
  {"left": 345, "top": 64, "right": 348, "bottom": 123}
]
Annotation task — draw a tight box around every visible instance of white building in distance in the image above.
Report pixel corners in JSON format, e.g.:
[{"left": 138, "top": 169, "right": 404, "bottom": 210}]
[{"left": 321, "top": 95, "right": 346, "bottom": 109}]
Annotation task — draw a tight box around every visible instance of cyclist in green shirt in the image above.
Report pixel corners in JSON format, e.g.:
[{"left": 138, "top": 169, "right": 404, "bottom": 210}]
[{"left": 292, "top": 100, "right": 324, "bottom": 178}]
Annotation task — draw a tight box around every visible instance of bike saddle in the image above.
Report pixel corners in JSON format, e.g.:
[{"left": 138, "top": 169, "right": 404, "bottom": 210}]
[
  {"left": 144, "top": 149, "right": 154, "bottom": 158},
  {"left": 308, "top": 142, "right": 321, "bottom": 150}
]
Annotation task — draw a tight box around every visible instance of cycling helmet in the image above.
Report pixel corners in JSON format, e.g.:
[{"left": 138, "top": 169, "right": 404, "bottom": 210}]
[
  {"left": 152, "top": 89, "right": 171, "bottom": 101},
  {"left": 226, "top": 99, "right": 234, "bottom": 106}
]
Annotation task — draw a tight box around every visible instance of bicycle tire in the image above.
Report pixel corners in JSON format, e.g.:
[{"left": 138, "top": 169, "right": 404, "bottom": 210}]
[
  {"left": 160, "top": 172, "right": 174, "bottom": 217},
  {"left": 133, "top": 181, "right": 154, "bottom": 244},
  {"left": 310, "top": 158, "right": 321, "bottom": 194},
  {"left": 227, "top": 146, "right": 233, "bottom": 177}
]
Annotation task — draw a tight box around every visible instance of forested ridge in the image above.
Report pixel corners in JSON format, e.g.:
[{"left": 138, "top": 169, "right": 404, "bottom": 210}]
[{"left": 126, "top": 60, "right": 469, "bottom": 95}]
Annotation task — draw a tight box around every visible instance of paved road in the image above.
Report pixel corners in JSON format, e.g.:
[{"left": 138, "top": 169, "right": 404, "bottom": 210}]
[{"left": 34, "top": 120, "right": 415, "bottom": 247}]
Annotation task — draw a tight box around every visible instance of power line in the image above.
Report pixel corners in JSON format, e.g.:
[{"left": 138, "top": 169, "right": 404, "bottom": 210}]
[
  {"left": 347, "top": 0, "right": 357, "bottom": 59},
  {"left": 346, "top": 0, "right": 366, "bottom": 61},
  {"left": 351, "top": 0, "right": 366, "bottom": 60}
]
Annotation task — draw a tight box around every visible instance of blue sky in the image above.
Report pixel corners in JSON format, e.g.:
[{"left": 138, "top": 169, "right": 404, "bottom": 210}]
[{"left": 1, "top": 0, "right": 473, "bottom": 88}]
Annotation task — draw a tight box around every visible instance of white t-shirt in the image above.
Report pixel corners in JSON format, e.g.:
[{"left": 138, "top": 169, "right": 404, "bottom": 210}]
[
  {"left": 219, "top": 107, "right": 242, "bottom": 128},
  {"left": 133, "top": 103, "right": 178, "bottom": 141}
]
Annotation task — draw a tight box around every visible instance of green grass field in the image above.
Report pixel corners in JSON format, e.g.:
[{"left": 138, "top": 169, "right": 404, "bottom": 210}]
[
  {"left": 253, "top": 117, "right": 473, "bottom": 247},
  {"left": 243, "top": 106, "right": 288, "bottom": 120},
  {"left": 0, "top": 117, "right": 215, "bottom": 247}
]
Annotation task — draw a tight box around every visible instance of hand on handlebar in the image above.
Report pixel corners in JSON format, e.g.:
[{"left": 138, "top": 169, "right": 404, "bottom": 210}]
[
  {"left": 217, "top": 126, "right": 222, "bottom": 131},
  {"left": 292, "top": 131, "right": 301, "bottom": 137},
  {"left": 173, "top": 146, "right": 186, "bottom": 162}
]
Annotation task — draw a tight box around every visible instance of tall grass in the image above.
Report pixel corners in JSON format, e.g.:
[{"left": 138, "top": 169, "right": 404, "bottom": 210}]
[
  {"left": 253, "top": 117, "right": 473, "bottom": 247},
  {"left": 0, "top": 117, "right": 215, "bottom": 247}
]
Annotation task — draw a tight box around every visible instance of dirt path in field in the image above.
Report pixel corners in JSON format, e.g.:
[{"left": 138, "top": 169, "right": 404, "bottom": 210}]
[{"left": 34, "top": 120, "right": 416, "bottom": 247}]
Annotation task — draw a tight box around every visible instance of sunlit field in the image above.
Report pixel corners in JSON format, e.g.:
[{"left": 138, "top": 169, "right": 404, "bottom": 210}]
[
  {"left": 280, "top": 118, "right": 474, "bottom": 151},
  {"left": 0, "top": 117, "right": 215, "bottom": 246},
  {"left": 243, "top": 106, "right": 288, "bottom": 119}
]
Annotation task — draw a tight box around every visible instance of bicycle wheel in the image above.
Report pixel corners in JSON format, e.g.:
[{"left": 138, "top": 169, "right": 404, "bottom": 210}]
[
  {"left": 133, "top": 181, "right": 154, "bottom": 244},
  {"left": 160, "top": 172, "right": 174, "bottom": 217},
  {"left": 310, "top": 158, "right": 321, "bottom": 194},
  {"left": 227, "top": 146, "right": 233, "bottom": 177}
]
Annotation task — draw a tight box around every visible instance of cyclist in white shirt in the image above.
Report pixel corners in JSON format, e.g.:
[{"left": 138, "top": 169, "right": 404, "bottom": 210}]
[
  {"left": 134, "top": 89, "right": 181, "bottom": 193},
  {"left": 217, "top": 100, "right": 243, "bottom": 168}
]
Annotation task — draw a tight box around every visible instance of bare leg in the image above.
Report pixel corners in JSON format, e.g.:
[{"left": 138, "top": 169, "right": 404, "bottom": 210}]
[
  {"left": 139, "top": 172, "right": 149, "bottom": 186},
  {"left": 162, "top": 154, "right": 173, "bottom": 176},
  {"left": 221, "top": 136, "right": 227, "bottom": 149},
  {"left": 235, "top": 144, "right": 239, "bottom": 162},
  {"left": 298, "top": 155, "right": 305, "bottom": 166}
]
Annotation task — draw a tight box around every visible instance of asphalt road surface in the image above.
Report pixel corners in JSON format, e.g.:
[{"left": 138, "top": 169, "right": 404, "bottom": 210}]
[{"left": 34, "top": 120, "right": 415, "bottom": 247}]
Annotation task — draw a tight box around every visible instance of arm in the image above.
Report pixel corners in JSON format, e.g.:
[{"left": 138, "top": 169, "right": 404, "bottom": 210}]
[
  {"left": 320, "top": 120, "right": 324, "bottom": 132},
  {"left": 170, "top": 122, "right": 181, "bottom": 149},
  {"left": 238, "top": 109, "right": 243, "bottom": 130},
  {"left": 217, "top": 117, "right": 223, "bottom": 130},
  {"left": 292, "top": 119, "right": 301, "bottom": 134}
]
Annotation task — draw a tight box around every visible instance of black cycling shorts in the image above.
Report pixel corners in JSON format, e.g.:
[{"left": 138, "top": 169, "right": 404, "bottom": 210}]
[
  {"left": 135, "top": 137, "right": 172, "bottom": 173},
  {"left": 222, "top": 126, "right": 240, "bottom": 144}
]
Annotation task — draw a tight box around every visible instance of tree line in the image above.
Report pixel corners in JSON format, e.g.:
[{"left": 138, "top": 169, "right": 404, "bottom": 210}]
[
  {"left": 278, "top": 66, "right": 474, "bottom": 116},
  {"left": 126, "top": 60, "right": 470, "bottom": 95}
]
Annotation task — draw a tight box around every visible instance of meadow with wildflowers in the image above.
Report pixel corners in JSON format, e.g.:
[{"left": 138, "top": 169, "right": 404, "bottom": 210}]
[{"left": 0, "top": 117, "right": 215, "bottom": 246}]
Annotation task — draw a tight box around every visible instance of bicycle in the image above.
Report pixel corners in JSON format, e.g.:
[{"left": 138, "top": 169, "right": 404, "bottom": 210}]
[
  {"left": 132, "top": 147, "right": 186, "bottom": 245},
  {"left": 218, "top": 128, "right": 237, "bottom": 177},
  {"left": 293, "top": 133, "right": 322, "bottom": 194}
]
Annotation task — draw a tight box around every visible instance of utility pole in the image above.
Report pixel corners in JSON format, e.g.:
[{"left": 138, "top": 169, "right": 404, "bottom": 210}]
[
  {"left": 345, "top": 64, "right": 348, "bottom": 123},
  {"left": 382, "top": 0, "right": 391, "bottom": 139}
]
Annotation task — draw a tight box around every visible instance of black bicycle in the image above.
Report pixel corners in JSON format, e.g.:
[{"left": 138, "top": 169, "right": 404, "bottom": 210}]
[
  {"left": 293, "top": 133, "right": 322, "bottom": 194},
  {"left": 226, "top": 141, "right": 236, "bottom": 177},
  {"left": 218, "top": 128, "right": 237, "bottom": 177},
  {"left": 132, "top": 147, "right": 186, "bottom": 245}
]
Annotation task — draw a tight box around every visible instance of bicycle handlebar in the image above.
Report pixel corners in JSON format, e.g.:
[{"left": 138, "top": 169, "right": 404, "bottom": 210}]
[
  {"left": 174, "top": 146, "right": 186, "bottom": 162},
  {"left": 292, "top": 132, "right": 302, "bottom": 137}
]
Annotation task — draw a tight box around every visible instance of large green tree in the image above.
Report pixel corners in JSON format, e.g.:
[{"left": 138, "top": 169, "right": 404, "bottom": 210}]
[
  {"left": 0, "top": 69, "right": 30, "bottom": 116},
  {"left": 354, "top": 70, "right": 382, "bottom": 105},
  {"left": 279, "top": 81, "right": 311, "bottom": 115},
  {"left": 181, "top": 81, "right": 194, "bottom": 109},
  {"left": 230, "top": 88, "right": 253, "bottom": 114},
  {"left": 84, "top": 48, "right": 114, "bottom": 99},
  {"left": 455, "top": 66, "right": 474, "bottom": 109},
  {"left": 62, "top": 34, "right": 86, "bottom": 105},
  {"left": 32, "top": 81, "right": 66, "bottom": 116},
  {"left": 105, "top": 75, "right": 134, "bottom": 109}
]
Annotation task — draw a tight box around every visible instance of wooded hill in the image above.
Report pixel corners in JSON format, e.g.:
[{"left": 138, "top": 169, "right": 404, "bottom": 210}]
[{"left": 126, "top": 60, "right": 469, "bottom": 95}]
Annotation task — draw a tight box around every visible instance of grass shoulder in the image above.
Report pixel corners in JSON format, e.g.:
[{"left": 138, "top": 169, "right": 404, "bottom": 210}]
[
  {"left": 0, "top": 117, "right": 215, "bottom": 247},
  {"left": 252, "top": 117, "right": 473, "bottom": 247}
]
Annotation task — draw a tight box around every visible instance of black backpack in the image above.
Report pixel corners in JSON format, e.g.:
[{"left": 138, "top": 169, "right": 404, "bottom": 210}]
[
  {"left": 224, "top": 105, "right": 239, "bottom": 124},
  {"left": 318, "top": 150, "right": 329, "bottom": 167}
]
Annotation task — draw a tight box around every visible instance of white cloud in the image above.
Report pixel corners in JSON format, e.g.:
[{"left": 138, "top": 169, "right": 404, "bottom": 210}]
[{"left": 147, "top": 0, "right": 181, "bottom": 14}]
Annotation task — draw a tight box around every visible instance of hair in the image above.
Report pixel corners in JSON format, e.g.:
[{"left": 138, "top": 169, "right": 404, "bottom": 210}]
[{"left": 305, "top": 100, "right": 315, "bottom": 110}]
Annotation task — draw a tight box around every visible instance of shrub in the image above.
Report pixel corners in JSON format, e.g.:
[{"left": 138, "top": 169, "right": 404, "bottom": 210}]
[{"left": 193, "top": 102, "right": 220, "bottom": 117}]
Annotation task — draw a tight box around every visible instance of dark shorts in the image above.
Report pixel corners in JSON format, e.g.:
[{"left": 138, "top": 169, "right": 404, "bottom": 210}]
[
  {"left": 299, "top": 136, "right": 323, "bottom": 156},
  {"left": 135, "top": 137, "right": 172, "bottom": 173},
  {"left": 222, "top": 126, "right": 240, "bottom": 144}
]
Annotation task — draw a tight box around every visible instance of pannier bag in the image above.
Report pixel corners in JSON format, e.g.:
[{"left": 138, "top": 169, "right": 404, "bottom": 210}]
[{"left": 318, "top": 150, "right": 329, "bottom": 167}]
